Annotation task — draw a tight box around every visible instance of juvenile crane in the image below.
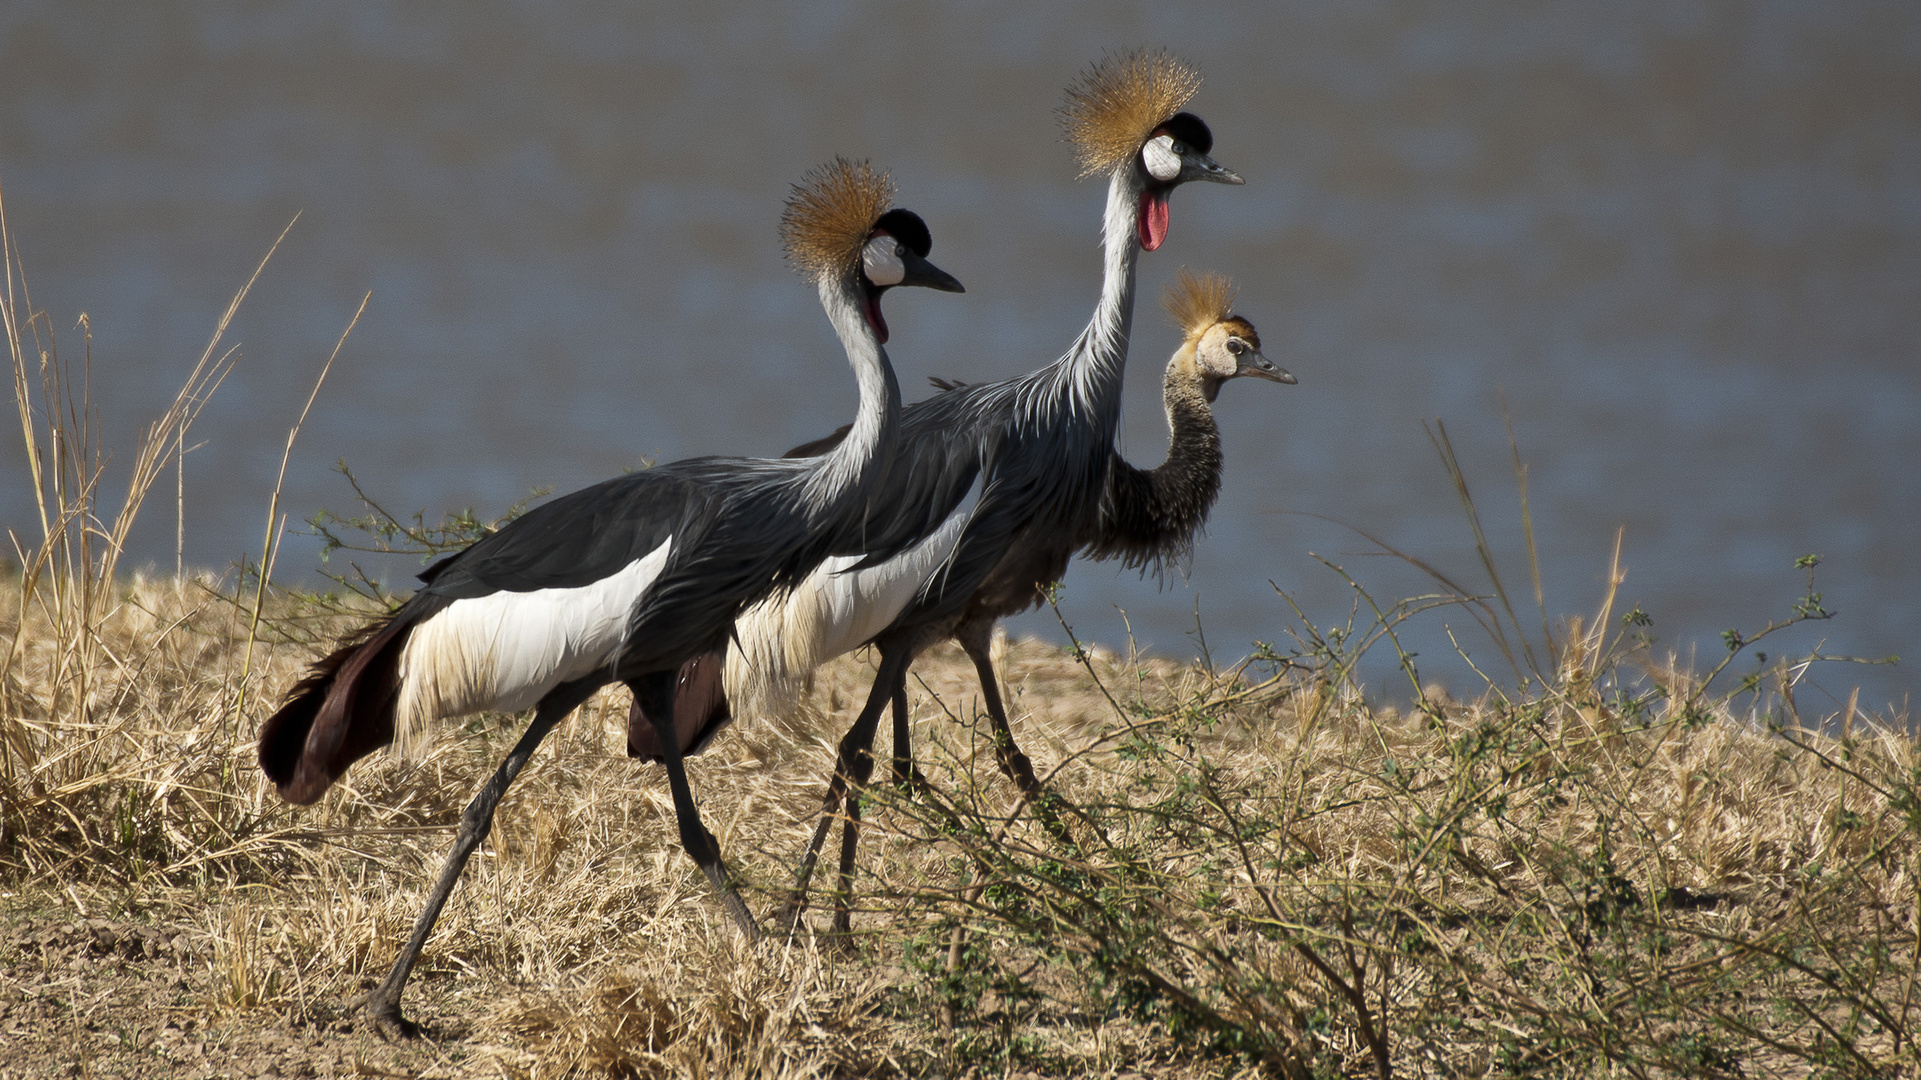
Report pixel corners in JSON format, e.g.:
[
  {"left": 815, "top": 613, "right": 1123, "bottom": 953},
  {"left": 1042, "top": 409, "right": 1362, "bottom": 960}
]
[
  {"left": 256, "top": 159, "right": 961, "bottom": 1034},
  {"left": 619, "top": 52, "right": 1245, "bottom": 928},
  {"left": 1083, "top": 269, "right": 1294, "bottom": 571}
]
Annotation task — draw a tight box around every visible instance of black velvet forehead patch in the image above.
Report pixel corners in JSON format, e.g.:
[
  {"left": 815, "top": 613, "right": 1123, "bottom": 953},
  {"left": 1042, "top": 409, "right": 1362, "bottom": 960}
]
[
  {"left": 1156, "top": 112, "right": 1213, "bottom": 156},
  {"left": 872, "top": 208, "right": 932, "bottom": 258}
]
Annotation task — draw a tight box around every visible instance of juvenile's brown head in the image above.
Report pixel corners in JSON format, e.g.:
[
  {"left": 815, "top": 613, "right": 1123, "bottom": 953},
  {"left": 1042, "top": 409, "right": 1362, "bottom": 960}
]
[
  {"left": 780, "top": 158, "right": 964, "bottom": 343},
  {"left": 1060, "top": 50, "right": 1244, "bottom": 251},
  {"left": 1163, "top": 269, "right": 1294, "bottom": 401}
]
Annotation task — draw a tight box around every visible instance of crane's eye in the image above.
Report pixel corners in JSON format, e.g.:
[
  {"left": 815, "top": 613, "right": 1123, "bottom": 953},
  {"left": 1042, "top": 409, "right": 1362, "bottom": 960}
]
[
  {"left": 896, "top": 243, "right": 906, "bottom": 258},
  {"left": 1171, "top": 142, "right": 1187, "bottom": 156},
  {"left": 1227, "top": 339, "right": 1246, "bottom": 356}
]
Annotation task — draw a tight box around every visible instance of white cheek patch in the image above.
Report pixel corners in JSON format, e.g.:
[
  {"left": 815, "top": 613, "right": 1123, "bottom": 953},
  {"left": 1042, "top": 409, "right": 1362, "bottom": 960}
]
[
  {"left": 1217, "top": 341, "right": 1246, "bottom": 378},
  {"left": 862, "top": 235, "right": 905, "bottom": 286},
  {"left": 1142, "top": 134, "right": 1182, "bottom": 182}
]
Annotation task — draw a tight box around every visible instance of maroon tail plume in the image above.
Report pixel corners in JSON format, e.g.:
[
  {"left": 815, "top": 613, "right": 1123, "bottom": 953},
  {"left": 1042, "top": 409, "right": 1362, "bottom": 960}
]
[
  {"left": 626, "top": 651, "right": 732, "bottom": 761},
  {"left": 258, "top": 596, "right": 450, "bottom": 804}
]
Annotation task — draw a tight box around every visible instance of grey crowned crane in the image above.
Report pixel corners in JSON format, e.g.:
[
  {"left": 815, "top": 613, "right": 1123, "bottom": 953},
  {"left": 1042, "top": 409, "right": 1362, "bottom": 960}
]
[
  {"left": 255, "top": 158, "right": 961, "bottom": 1035},
  {"left": 619, "top": 52, "right": 1245, "bottom": 931},
  {"left": 792, "top": 271, "right": 1289, "bottom": 931}
]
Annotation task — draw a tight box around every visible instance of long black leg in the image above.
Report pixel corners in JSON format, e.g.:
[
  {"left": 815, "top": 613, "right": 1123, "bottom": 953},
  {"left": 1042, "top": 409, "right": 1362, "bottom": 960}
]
[
  {"left": 954, "top": 618, "right": 1041, "bottom": 795},
  {"left": 831, "top": 769, "right": 864, "bottom": 937},
  {"left": 834, "top": 662, "right": 915, "bottom": 936},
  {"left": 354, "top": 674, "right": 602, "bottom": 1039},
  {"left": 632, "top": 668, "right": 760, "bottom": 941},
  {"left": 955, "top": 617, "right": 1074, "bottom": 847},
  {"left": 888, "top": 677, "right": 919, "bottom": 787},
  {"left": 780, "top": 639, "right": 912, "bottom": 933}
]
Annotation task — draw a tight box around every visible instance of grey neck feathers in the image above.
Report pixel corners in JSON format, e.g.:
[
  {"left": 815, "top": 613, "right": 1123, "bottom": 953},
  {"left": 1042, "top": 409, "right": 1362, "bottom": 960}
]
[
  {"left": 1032, "top": 168, "right": 1141, "bottom": 437},
  {"left": 800, "top": 273, "right": 901, "bottom": 519}
]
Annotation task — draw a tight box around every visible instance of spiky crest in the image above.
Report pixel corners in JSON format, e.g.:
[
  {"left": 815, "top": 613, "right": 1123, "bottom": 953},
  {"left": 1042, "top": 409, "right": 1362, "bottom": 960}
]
[
  {"left": 1163, "top": 268, "right": 1236, "bottom": 338},
  {"left": 780, "top": 157, "right": 896, "bottom": 282},
  {"left": 1060, "top": 50, "right": 1203, "bottom": 179}
]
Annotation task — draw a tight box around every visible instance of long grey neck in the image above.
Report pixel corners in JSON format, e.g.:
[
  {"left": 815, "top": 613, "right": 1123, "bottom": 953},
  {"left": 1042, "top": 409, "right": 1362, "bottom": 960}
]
[
  {"left": 1049, "top": 167, "right": 1143, "bottom": 438},
  {"left": 800, "top": 273, "right": 901, "bottom": 520}
]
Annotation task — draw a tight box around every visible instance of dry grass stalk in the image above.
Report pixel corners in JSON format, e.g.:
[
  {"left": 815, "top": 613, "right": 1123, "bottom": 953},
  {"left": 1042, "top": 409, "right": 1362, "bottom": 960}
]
[{"left": 0, "top": 179, "right": 293, "bottom": 784}]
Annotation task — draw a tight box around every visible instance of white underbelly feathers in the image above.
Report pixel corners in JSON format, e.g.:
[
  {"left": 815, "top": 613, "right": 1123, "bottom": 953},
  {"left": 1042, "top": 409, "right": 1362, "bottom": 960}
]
[{"left": 391, "top": 538, "right": 673, "bottom": 756}]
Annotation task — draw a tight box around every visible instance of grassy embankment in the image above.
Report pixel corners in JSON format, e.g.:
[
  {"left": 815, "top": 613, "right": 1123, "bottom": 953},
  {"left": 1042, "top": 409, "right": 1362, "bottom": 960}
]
[{"left": 3, "top": 210, "right": 1915, "bottom": 1079}]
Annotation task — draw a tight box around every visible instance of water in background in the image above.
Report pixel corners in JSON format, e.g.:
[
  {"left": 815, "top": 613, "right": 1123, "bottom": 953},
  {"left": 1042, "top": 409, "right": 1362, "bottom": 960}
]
[{"left": 2, "top": 2, "right": 1915, "bottom": 712}]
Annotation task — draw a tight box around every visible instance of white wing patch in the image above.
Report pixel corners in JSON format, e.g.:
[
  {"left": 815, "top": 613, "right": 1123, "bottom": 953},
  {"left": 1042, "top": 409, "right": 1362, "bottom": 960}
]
[
  {"left": 726, "top": 484, "right": 980, "bottom": 722},
  {"left": 391, "top": 537, "right": 674, "bottom": 757}
]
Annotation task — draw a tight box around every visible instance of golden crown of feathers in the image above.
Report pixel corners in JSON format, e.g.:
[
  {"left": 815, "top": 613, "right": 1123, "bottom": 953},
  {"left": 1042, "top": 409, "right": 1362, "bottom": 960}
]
[
  {"left": 1059, "top": 50, "right": 1203, "bottom": 179},
  {"left": 1163, "top": 268, "right": 1237, "bottom": 336},
  {"left": 781, "top": 158, "right": 896, "bottom": 281}
]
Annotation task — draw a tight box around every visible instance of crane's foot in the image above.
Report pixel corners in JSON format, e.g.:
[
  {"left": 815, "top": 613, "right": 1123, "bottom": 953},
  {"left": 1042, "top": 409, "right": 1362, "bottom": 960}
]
[
  {"left": 347, "top": 989, "right": 420, "bottom": 1041},
  {"left": 772, "top": 893, "right": 809, "bottom": 940},
  {"left": 703, "top": 865, "right": 763, "bottom": 944},
  {"left": 823, "top": 928, "right": 861, "bottom": 959},
  {"left": 889, "top": 762, "right": 933, "bottom": 798}
]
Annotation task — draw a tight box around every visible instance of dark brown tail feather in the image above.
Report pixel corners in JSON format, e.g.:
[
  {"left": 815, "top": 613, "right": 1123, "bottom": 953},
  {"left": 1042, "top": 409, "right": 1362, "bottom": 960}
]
[
  {"left": 626, "top": 651, "right": 731, "bottom": 762},
  {"left": 258, "top": 595, "right": 451, "bottom": 805}
]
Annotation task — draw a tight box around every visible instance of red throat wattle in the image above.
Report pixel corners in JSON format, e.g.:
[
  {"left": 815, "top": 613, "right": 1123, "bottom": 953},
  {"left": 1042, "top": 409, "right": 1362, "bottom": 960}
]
[
  {"left": 1138, "top": 188, "right": 1170, "bottom": 251},
  {"left": 865, "top": 294, "right": 889, "bottom": 344}
]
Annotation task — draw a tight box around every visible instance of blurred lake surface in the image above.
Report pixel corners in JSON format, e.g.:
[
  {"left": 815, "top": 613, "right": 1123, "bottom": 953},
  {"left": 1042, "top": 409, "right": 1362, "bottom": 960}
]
[{"left": 2, "top": 2, "right": 1915, "bottom": 711}]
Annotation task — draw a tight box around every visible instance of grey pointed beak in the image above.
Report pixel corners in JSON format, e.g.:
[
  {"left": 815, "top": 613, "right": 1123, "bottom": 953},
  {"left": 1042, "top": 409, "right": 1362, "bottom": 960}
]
[
  {"left": 1185, "top": 151, "right": 1244, "bottom": 186},
  {"left": 899, "top": 251, "right": 965, "bottom": 293},
  {"left": 1244, "top": 351, "right": 1295, "bottom": 384}
]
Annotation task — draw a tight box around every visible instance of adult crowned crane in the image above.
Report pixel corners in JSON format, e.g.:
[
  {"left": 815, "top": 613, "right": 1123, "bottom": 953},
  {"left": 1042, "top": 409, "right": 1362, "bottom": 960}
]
[
  {"left": 799, "top": 270, "right": 1290, "bottom": 932},
  {"left": 621, "top": 51, "right": 1245, "bottom": 930},
  {"left": 255, "top": 158, "right": 961, "bottom": 1035}
]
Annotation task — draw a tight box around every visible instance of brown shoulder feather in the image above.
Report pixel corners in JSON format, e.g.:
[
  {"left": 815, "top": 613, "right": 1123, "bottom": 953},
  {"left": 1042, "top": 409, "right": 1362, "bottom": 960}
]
[
  {"left": 1059, "top": 50, "right": 1203, "bottom": 179},
  {"left": 780, "top": 157, "right": 895, "bottom": 282}
]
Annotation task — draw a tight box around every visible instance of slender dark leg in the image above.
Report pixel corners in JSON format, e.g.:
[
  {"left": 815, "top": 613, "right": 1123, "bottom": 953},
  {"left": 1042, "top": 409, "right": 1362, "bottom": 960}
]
[
  {"left": 780, "top": 640, "right": 912, "bottom": 933},
  {"left": 888, "top": 678, "right": 919, "bottom": 787},
  {"left": 954, "top": 618, "right": 1041, "bottom": 795},
  {"left": 832, "top": 663, "right": 919, "bottom": 935},
  {"left": 632, "top": 669, "right": 760, "bottom": 941},
  {"left": 353, "top": 675, "right": 601, "bottom": 1039},
  {"left": 955, "top": 617, "right": 1075, "bottom": 847},
  {"left": 830, "top": 771, "right": 864, "bottom": 937}
]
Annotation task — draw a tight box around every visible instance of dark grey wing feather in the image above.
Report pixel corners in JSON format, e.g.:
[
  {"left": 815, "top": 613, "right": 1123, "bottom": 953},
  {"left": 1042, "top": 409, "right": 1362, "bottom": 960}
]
[
  {"left": 418, "top": 469, "right": 709, "bottom": 599},
  {"left": 838, "top": 382, "right": 1006, "bottom": 568}
]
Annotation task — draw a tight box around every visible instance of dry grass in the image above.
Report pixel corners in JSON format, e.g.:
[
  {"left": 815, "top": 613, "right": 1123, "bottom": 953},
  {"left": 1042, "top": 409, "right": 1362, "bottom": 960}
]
[{"left": 1, "top": 573, "right": 1915, "bottom": 1078}]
